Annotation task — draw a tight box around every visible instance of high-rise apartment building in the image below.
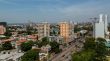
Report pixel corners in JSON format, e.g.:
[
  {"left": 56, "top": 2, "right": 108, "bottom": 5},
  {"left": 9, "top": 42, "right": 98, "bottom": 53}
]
[
  {"left": 59, "top": 21, "right": 73, "bottom": 43},
  {"left": 37, "top": 22, "right": 50, "bottom": 40}
]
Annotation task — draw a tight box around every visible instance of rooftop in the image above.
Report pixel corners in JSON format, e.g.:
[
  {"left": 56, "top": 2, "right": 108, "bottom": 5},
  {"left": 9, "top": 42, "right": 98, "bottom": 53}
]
[{"left": 0, "top": 50, "right": 24, "bottom": 61}]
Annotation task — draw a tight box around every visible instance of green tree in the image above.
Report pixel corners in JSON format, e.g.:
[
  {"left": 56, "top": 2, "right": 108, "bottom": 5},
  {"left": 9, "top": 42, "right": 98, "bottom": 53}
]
[
  {"left": 49, "top": 41, "right": 61, "bottom": 54},
  {"left": 37, "top": 37, "right": 49, "bottom": 47},
  {"left": 72, "top": 50, "right": 95, "bottom": 61},
  {"left": 0, "top": 45, "right": 3, "bottom": 51},
  {"left": 20, "top": 41, "right": 33, "bottom": 52},
  {"left": 74, "top": 26, "right": 81, "bottom": 33},
  {"left": 72, "top": 37, "right": 108, "bottom": 61},
  {"left": 18, "top": 31, "right": 27, "bottom": 34},
  {"left": 33, "top": 41, "right": 42, "bottom": 48},
  {"left": 2, "top": 41, "right": 13, "bottom": 50},
  {"left": 82, "top": 26, "right": 93, "bottom": 31},
  {"left": 42, "top": 37, "right": 49, "bottom": 42},
  {"left": 4, "top": 31, "right": 12, "bottom": 39},
  {"left": 94, "top": 38, "right": 107, "bottom": 61},
  {"left": 4, "top": 27, "right": 12, "bottom": 37},
  {"left": 26, "top": 26, "right": 37, "bottom": 35},
  {"left": 84, "top": 37, "right": 96, "bottom": 50},
  {"left": 28, "top": 41, "right": 34, "bottom": 46},
  {"left": 41, "top": 38, "right": 49, "bottom": 46},
  {"left": 21, "top": 50, "right": 39, "bottom": 61}
]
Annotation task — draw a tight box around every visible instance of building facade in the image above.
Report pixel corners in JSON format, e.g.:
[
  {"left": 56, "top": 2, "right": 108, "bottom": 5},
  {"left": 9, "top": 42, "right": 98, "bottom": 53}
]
[
  {"left": 0, "top": 22, "right": 7, "bottom": 35},
  {"left": 37, "top": 22, "right": 50, "bottom": 40},
  {"left": 59, "top": 21, "right": 73, "bottom": 43},
  {"left": 95, "top": 14, "right": 108, "bottom": 38}
]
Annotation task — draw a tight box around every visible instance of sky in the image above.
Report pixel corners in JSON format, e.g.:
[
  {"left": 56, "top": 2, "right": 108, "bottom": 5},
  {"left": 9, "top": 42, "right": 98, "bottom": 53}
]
[{"left": 0, "top": 0, "right": 110, "bottom": 23}]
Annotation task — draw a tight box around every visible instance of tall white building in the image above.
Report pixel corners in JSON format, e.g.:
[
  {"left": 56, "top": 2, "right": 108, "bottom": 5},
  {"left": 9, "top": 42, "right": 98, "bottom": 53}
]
[
  {"left": 104, "top": 14, "right": 108, "bottom": 34},
  {"left": 95, "top": 14, "right": 108, "bottom": 38}
]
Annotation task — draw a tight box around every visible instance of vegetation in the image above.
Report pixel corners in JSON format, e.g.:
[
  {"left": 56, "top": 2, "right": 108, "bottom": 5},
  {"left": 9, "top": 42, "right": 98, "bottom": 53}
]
[
  {"left": 34, "top": 37, "right": 61, "bottom": 54},
  {"left": 94, "top": 38, "right": 107, "bottom": 61},
  {"left": 26, "top": 26, "right": 37, "bottom": 35},
  {"left": 35, "top": 37, "right": 49, "bottom": 48},
  {"left": 20, "top": 41, "right": 33, "bottom": 52},
  {"left": 72, "top": 37, "right": 107, "bottom": 61},
  {"left": 21, "top": 50, "right": 39, "bottom": 61},
  {"left": 0, "top": 45, "right": 3, "bottom": 51},
  {"left": 2, "top": 41, "right": 13, "bottom": 50},
  {"left": 74, "top": 25, "right": 81, "bottom": 33},
  {"left": 4, "top": 30, "right": 12, "bottom": 39},
  {"left": 41, "top": 37, "right": 49, "bottom": 45},
  {"left": 50, "top": 25, "right": 59, "bottom": 36},
  {"left": 49, "top": 41, "right": 61, "bottom": 54},
  {"left": 4, "top": 32, "right": 12, "bottom": 37},
  {"left": 82, "top": 26, "right": 93, "bottom": 31},
  {"left": 84, "top": 37, "right": 95, "bottom": 50},
  {"left": 72, "top": 50, "right": 95, "bottom": 61}
]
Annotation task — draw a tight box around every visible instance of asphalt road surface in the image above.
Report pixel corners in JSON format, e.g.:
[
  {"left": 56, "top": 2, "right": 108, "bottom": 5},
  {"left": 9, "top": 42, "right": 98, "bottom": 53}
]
[{"left": 50, "top": 38, "right": 84, "bottom": 61}]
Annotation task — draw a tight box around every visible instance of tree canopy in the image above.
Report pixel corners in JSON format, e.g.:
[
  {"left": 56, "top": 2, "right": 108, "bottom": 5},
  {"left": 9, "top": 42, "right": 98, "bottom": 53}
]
[
  {"left": 2, "top": 41, "right": 13, "bottom": 50},
  {"left": 20, "top": 41, "right": 33, "bottom": 52},
  {"left": 36, "top": 37, "right": 49, "bottom": 48},
  {"left": 34, "top": 37, "right": 61, "bottom": 54},
  {"left": 94, "top": 38, "right": 107, "bottom": 61},
  {"left": 21, "top": 50, "right": 39, "bottom": 61},
  {"left": 84, "top": 37, "right": 96, "bottom": 50},
  {"left": 72, "top": 37, "right": 108, "bottom": 61},
  {"left": 49, "top": 41, "right": 61, "bottom": 54},
  {"left": 72, "top": 50, "right": 95, "bottom": 61},
  {"left": 4, "top": 30, "right": 12, "bottom": 39}
]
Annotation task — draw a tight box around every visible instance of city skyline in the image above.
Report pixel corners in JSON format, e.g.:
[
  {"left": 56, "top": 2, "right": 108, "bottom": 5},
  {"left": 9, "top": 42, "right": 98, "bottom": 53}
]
[{"left": 0, "top": 0, "right": 110, "bottom": 23}]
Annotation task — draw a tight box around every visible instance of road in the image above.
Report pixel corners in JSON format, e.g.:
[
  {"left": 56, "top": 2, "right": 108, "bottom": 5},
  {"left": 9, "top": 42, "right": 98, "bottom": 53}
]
[{"left": 50, "top": 38, "right": 84, "bottom": 61}]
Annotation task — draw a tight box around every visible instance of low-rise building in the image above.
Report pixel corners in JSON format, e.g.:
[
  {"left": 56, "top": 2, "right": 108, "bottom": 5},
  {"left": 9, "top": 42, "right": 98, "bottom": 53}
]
[{"left": 0, "top": 50, "right": 24, "bottom": 61}]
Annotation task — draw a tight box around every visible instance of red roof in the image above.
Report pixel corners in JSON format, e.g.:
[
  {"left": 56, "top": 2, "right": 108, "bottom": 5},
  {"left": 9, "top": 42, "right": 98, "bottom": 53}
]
[
  {"left": 18, "top": 39, "right": 27, "bottom": 43},
  {"left": 16, "top": 39, "right": 27, "bottom": 46}
]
